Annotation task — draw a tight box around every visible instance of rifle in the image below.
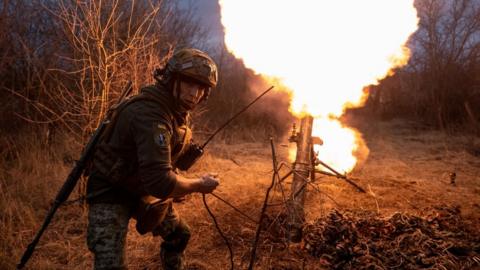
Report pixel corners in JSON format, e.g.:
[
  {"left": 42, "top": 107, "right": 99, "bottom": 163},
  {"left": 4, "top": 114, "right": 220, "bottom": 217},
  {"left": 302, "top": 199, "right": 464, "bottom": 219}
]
[{"left": 17, "top": 82, "right": 133, "bottom": 269}]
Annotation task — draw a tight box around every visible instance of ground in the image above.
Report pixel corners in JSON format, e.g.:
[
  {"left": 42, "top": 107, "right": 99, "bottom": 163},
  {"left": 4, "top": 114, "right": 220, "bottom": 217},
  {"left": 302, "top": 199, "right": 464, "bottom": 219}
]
[{"left": 2, "top": 117, "right": 479, "bottom": 269}]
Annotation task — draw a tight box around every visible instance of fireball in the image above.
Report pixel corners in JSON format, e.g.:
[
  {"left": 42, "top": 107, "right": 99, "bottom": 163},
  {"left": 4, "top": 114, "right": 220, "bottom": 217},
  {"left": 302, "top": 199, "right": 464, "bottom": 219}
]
[{"left": 220, "top": 0, "right": 419, "bottom": 172}]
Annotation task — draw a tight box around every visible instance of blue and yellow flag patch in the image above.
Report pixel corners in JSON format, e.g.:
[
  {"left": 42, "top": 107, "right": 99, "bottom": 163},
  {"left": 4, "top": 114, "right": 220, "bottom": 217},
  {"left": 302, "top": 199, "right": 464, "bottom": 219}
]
[{"left": 154, "top": 124, "right": 170, "bottom": 147}]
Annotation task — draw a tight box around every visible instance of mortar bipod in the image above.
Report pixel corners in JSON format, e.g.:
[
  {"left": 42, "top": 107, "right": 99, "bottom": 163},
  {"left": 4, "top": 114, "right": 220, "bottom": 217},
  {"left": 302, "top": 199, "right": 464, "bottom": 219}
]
[{"left": 311, "top": 147, "right": 366, "bottom": 193}]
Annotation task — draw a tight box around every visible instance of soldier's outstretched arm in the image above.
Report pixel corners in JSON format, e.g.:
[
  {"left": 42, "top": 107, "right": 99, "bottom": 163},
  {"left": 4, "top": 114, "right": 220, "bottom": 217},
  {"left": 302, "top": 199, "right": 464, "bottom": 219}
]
[{"left": 167, "top": 173, "right": 219, "bottom": 198}]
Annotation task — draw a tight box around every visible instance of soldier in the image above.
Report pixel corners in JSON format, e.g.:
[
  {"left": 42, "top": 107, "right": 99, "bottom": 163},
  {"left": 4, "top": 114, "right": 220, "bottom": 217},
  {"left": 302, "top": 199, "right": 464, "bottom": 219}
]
[{"left": 86, "top": 48, "right": 219, "bottom": 270}]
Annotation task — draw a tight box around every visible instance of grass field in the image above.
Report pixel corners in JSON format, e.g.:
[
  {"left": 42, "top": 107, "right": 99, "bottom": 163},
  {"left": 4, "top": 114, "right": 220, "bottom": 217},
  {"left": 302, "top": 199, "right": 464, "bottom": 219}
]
[{"left": 1, "top": 116, "right": 479, "bottom": 269}]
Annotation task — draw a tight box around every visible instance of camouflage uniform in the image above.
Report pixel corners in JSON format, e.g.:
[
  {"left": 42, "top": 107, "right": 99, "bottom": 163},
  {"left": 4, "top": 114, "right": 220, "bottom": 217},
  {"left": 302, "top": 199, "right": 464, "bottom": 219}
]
[
  {"left": 87, "top": 202, "right": 189, "bottom": 270},
  {"left": 86, "top": 84, "right": 193, "bottom": 270}
]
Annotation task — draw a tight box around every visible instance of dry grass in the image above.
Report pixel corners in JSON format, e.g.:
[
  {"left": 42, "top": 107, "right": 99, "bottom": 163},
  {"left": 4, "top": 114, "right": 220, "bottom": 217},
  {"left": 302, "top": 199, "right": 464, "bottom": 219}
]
[
  {"left": 1, "top": 117, "right": 479, "bottom": 269},
  {"left": 0, "top": 131, "right": 86, "bottom": 269}
]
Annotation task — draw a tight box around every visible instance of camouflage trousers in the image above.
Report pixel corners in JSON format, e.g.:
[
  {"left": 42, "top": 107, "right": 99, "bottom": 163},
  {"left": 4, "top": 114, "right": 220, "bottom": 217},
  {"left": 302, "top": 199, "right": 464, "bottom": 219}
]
[{"left": 87, "top": 202, "right": 190, "bottom": 270}]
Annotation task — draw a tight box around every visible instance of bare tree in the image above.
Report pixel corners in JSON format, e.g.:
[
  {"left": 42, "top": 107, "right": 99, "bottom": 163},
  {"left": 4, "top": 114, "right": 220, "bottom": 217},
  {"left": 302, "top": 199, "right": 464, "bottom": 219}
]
[
  {"left": 1, "top": 0, "right": 211, "bottom": 141},
  {"left": 410, "top": 0, "right": 480, "bottom": 128},
  {"left": 368, "top": 0, "right": 480, "bottom": 130}
]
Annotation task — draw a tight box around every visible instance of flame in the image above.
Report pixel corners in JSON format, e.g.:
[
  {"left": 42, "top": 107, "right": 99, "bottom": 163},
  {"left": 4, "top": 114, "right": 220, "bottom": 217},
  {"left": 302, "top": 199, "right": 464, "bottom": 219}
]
[{"left": 220, "top": 0, "right": 418, "bottom": 172}]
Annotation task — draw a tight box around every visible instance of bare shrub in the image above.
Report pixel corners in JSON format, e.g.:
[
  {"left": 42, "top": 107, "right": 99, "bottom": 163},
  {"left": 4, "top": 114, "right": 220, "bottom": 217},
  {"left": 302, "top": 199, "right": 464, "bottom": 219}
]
[
  {"left": 0, "top": 1, "right": 59, "bottom": 132},
  {"left": 1, "top": 0, "right": 210, "bottom": 141}
]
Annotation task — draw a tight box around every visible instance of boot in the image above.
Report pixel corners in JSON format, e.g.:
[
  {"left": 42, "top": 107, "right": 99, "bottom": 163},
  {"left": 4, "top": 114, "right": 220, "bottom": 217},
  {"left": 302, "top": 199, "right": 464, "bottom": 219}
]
[{"left": 160, "top": 247, "right": 185, "bottom": 270}]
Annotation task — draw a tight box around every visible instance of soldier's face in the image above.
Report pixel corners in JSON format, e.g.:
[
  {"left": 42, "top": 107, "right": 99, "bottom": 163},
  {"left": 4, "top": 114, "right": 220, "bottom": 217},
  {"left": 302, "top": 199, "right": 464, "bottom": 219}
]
[{"left": 178, "top": 80, "right": 206, "bottom": 110}]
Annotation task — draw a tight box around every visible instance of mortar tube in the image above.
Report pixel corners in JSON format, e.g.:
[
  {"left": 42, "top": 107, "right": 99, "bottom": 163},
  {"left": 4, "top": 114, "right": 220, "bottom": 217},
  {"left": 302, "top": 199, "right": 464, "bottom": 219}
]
[{"left": 288, "top": 115, "right": 314, "bottom": 242}]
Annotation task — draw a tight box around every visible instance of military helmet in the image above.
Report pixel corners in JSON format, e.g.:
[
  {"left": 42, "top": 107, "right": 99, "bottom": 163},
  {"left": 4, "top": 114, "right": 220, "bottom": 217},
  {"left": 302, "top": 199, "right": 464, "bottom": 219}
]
[{"left": 166, "top": 48, "right": 218, "bottom": 88}]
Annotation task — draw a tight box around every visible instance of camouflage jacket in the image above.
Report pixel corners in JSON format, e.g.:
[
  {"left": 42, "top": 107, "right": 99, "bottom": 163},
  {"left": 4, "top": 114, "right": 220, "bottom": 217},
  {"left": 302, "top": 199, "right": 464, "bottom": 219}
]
[{"left": 87, "top": 84, "right": 192, "bottom": 204}]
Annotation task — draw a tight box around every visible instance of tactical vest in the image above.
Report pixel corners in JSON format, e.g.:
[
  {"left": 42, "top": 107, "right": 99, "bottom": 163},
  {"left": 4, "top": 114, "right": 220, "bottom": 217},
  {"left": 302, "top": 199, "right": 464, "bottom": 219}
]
[{"left": 91, "top": 90, "right": 192, "bottom": 192}]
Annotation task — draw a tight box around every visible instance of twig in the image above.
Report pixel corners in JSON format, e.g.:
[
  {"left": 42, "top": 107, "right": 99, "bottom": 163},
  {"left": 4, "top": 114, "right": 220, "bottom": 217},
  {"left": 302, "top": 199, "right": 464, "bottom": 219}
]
[
  {"left": 210, "top": 192, "right": 258, "bottom": 224},
  {"left": 248, "top": 137, "right": 278, "bottom": 270},
  {"left": 202, "top": 194, "right": 234, "bottom": 270},
  {"left": 367, "top": 184, "right": 380, "bottom": 214}
]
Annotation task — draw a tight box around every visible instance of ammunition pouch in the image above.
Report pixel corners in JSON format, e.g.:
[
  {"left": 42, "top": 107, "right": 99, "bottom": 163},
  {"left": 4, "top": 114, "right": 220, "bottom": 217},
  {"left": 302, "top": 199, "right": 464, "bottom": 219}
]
[{"left": 134, "top": 195, "right": 172, "bottom": 235}]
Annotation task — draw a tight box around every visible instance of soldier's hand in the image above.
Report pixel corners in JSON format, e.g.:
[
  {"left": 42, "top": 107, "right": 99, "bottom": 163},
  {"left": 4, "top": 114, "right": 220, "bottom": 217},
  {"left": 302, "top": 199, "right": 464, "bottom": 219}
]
[{"left": 197, "top": 173, "right": 219, "bottom": 194}]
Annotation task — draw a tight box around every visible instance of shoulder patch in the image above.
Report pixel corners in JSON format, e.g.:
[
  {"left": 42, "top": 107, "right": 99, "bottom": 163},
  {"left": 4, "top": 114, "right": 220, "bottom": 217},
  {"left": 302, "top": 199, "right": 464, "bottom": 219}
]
[{"left": 154, "top": 123, "right": 171, "bottom": 147}]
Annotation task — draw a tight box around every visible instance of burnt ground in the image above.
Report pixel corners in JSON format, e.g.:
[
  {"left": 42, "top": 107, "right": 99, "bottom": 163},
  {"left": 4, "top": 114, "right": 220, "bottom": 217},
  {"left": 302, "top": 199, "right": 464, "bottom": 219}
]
[{"left": 4, "top": 117, "right": 480, "bottom": 269}]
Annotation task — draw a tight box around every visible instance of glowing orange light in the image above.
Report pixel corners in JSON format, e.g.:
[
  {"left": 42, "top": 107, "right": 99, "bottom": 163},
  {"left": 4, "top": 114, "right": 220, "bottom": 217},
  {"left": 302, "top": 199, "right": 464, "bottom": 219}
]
[{"left": 220, "top": 0, "right": 419, "bottom": 172}]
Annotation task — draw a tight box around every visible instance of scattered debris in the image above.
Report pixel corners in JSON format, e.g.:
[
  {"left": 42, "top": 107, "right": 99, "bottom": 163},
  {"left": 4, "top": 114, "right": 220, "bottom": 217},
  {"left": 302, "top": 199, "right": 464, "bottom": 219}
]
[{"left": 303, "top": 206, "right": 479, "bottom": 269}]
